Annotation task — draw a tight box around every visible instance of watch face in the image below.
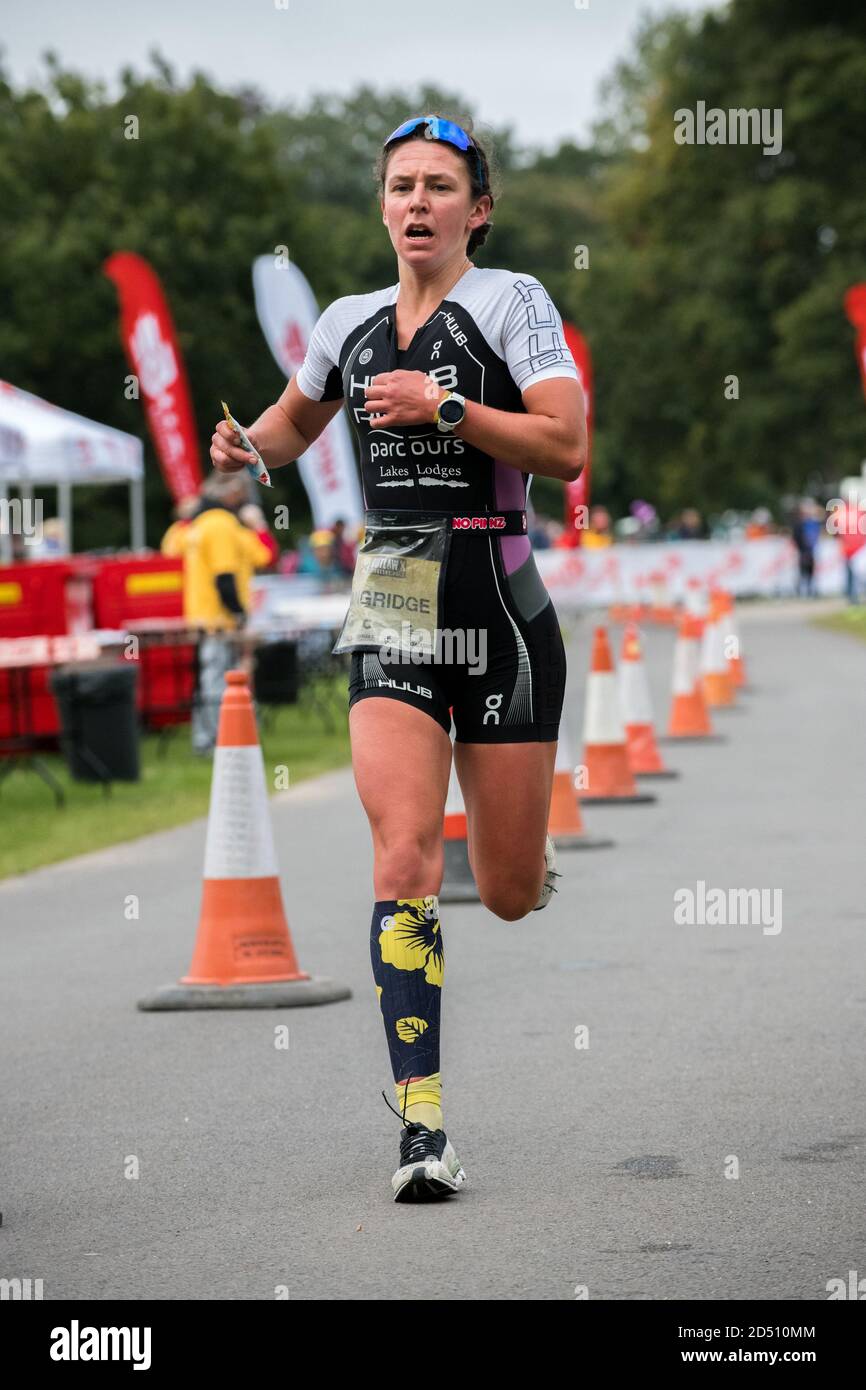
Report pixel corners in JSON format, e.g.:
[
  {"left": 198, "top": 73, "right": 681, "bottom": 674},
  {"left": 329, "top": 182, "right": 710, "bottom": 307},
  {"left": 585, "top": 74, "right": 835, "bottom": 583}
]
[{"left": 439, "top": 397, "right": 464, "bottom": 424}]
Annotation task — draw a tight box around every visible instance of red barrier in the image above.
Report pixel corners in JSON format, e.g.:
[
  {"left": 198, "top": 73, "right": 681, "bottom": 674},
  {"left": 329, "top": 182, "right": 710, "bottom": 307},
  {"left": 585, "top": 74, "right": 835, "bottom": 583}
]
[
  {"left": 91, "top": 558, "right": 192, "bottom": 728},
  {"left": 0, "top": 561, "right": 74, "bottom": 638},
  {"left": 91, "top": 556, "right": 184, "bottom": 629},
  {"left": 1, "top": 555, "right": 192, "bottom": 743}
]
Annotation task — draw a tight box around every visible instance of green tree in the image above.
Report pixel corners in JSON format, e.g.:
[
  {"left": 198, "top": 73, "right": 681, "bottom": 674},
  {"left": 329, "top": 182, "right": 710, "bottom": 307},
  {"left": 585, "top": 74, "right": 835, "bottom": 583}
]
[
  {"left": 3, "top": 13, "right": 865, "bottom": 547},
  {"left": 578, "top": 2, "right": 866, "bottom": 517}
]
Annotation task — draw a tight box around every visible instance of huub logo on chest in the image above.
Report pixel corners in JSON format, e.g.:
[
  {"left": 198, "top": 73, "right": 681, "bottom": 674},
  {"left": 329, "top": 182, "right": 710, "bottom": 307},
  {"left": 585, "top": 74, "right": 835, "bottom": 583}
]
[{"left": 440, "top": 312, "right": 469, "bottom": 348}]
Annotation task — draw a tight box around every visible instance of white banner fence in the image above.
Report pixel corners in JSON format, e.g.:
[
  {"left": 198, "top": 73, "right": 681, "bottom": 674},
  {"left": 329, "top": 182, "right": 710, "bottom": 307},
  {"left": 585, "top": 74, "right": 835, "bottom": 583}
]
[{"left": 534, "top": 536, "right": 861, "bottom": 606}]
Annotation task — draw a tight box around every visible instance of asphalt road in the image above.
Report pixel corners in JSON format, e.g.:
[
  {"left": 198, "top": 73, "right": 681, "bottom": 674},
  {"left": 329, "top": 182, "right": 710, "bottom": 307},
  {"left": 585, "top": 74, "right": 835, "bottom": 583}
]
[{"left": 1, "top": 601, "right": 863, "bottom": 1300}]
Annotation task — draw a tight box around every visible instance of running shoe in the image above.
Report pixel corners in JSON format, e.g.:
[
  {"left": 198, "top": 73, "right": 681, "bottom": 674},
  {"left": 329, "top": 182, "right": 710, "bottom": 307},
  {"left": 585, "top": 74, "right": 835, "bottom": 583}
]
[
  {"left": 381, "top": 1091, "right": 466, "bottom": 1202},
  {"left": 533, "top": 833, "right": 561, "bottom": 911},
  {"left": 391, "top": 1122, "right": 467, "bottom": 1202}
]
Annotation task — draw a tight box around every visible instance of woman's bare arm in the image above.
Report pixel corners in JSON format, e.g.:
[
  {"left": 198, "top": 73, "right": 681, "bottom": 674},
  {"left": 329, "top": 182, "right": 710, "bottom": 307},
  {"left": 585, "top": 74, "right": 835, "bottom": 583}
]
[
  {"left": 211, "top": 378, "right": 344, "bottom": 474},
  {"left": 455, "top": 377, "right": 587, "bottom": 482}
]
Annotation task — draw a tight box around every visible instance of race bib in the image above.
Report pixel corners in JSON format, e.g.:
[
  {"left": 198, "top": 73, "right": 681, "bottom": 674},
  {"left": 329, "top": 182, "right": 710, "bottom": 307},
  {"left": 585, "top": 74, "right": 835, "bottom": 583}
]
[{"left": 332, "top": 514, "right": 451, "bottom": 661}]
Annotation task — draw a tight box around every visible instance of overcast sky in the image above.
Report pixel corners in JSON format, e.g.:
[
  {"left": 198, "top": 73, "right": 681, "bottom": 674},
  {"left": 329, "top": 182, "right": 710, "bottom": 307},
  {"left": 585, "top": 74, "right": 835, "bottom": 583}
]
[{"left": 1, "top": 0, "right": 722, "bottom": 151}]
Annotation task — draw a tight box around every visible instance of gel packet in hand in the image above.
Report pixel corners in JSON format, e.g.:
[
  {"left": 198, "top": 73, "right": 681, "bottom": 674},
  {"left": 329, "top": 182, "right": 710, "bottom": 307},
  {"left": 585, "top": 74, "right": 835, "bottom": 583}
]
[{"left": 221, "top": 400, "right": 272, "bottom": 488}]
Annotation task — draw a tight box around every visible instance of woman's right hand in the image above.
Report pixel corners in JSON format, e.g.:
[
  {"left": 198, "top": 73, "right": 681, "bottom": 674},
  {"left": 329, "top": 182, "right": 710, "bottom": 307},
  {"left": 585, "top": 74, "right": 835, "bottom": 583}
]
[{"left": 210, "top": 419, "right": 261, "bottom": 474}]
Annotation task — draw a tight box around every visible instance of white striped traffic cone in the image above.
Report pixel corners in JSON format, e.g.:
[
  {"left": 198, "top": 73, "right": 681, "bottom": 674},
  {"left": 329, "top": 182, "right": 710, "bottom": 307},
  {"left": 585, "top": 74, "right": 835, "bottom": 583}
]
[
  {"left": 138, "top": 670, "right": 350, "bottom": 1009},
  {"left": 684, "top": 577, "right": 707, "bottom": 617},
  {"left": 663, "top": 614, "right": 726, "bottom": 743},
  {"left": 439, "top": 755, "right": 479, "bottom": 903},
  {"left": 619, "top": 624, "right": 678, "bottom": 778},
  {"left": 579, "top": 627, "right": 656, "bottom": 805},
  {"left": 646, "top": 570, "right": 677, "bottom": 625},
  {"left": 701, "top": 593, "right": 736, "bottom": 709},
  {"left": 548, "top": 726, "right": 615, "bottom": 850},
  {"left": 717, "top": 588, "right": 748, "bottom": 689}
]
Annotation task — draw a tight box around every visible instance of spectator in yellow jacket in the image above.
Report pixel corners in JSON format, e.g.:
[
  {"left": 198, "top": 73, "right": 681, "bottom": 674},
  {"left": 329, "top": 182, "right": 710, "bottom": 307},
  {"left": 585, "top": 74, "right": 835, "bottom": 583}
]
[
  {"left": 582, "top": 505, "right": 614, "bottom": 550},
  {"left": 160, "top": 473, "right": 272, "bottom": 752},
  {"left": 160, "top": 494, "right": 201, "bottom": 560}
]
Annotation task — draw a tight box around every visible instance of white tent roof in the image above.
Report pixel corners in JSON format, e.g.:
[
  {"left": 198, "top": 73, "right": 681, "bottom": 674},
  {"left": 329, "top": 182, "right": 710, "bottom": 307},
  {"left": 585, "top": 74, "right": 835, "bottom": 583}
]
[{"left": 0, "top": 379, "right": 143, "bottom": 483}]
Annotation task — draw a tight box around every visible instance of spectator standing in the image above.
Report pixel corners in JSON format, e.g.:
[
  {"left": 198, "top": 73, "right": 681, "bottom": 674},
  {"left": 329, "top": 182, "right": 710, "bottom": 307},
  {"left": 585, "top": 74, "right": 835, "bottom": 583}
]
[
  {"left": 582, "top": 505, "right": 613, "bottom": 549},
  {"left": 669, "top": 508, "right": 707, "bottom": 541},
  {"left": 160, "top": 493, "right": 201, "bottom": 558},
  {"left": 330, "top": 517, "right": 357, "bottom": 576},
  {"left": 791, "top": 499, "right": 823, "bottom": 598},
  {"left": 829, "top": 493, "right": 866, "bottom": 604},
  {"left": 160, "top": 473, "right": 273, "bottom": 753}
]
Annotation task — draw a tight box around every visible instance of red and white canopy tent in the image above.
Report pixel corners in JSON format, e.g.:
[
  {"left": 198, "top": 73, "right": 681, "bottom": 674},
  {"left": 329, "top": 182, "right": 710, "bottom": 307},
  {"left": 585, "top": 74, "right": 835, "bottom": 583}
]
[{"left": 0, "top": 380, "right": 145, "bottom": 562}]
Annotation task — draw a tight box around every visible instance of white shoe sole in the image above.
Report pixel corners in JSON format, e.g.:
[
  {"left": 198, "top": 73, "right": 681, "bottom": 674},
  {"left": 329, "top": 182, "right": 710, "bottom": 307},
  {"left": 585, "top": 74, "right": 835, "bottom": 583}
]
[{"left": 392, "top": 1141, "right": 467, "bottom": 1202}]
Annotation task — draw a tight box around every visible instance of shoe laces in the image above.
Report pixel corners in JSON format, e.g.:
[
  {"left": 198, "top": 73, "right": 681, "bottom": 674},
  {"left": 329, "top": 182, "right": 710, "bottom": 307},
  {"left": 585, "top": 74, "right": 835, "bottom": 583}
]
[
  {"left": 533, "top": 862, "right": 562, "bottom": 910},
  {"left": 398, "top": 1125, "right": 442, "bottom": 1165},
  {"left": 381, "top": 1078, "right": 413, "bottom": 1125},
  {"left": 381, "top": 1081, "right": 442, "bottom": 1163}
]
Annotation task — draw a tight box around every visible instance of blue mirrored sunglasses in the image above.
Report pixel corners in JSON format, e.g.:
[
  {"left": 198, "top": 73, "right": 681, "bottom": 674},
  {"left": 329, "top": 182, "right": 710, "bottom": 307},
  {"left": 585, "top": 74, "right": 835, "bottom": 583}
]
[{"left": 384, "top": 116, "right": 484, "bottom": 183}]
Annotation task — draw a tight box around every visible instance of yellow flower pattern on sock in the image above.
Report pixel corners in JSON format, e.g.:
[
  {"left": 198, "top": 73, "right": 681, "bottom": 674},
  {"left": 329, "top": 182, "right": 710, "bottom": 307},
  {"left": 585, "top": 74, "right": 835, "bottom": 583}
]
[
  {"left": 371, "top": 895, "right": 443, "bottom": 1107},
  {"left": 379, "top": 897, "right": 443, "bottom": 987}
]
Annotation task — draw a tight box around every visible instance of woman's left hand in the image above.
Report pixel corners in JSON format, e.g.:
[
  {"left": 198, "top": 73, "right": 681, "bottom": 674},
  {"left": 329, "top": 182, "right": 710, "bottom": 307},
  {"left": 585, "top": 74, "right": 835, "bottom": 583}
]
[{"left": 364, "top": 371, "right": 444, "bottom": 428}]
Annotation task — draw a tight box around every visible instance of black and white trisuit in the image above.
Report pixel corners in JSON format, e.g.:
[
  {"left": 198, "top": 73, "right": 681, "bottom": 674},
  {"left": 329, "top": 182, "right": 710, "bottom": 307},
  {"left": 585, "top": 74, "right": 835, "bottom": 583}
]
[{"left": 295, "top": 265, "right": 579, "bottom": 742}]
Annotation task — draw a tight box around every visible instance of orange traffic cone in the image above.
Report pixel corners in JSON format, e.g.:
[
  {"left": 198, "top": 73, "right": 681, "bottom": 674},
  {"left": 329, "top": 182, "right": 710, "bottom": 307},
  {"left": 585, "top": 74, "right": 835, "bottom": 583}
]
[
  {"left": 138, "top": 670, "right": 351, "bottom": 1009},
  {"left": 717, "top": 589, "right": 748, "bottom": 689},
  {"left": 702, "top": 593, "right": 736, "bottom": 708},
  {"left": 646, "top": 570, "right": 677, "bottom": 625},
  {"left": 609, "top": 601, "right": 642, "bottom": 625},
  {"left": 579, "top": 627, "right": 656, "bottom": 804},
  {"left": 684, "top": 577, "right": 707, "bottom": 617},
  {"left": 619, "top": 624, "right": 678, "bottom": 779},
  {"left": 608, "top": 596, "right": 633, "bottom": 623},
  {"left": 440, "top": 753, "right": 479, "bottom": 903},
  {"left": 664, "top": 614, "right": 726, "bottom": 743},
  {"left": 548, "top": 727, "right": 615, "bottom": 850}
]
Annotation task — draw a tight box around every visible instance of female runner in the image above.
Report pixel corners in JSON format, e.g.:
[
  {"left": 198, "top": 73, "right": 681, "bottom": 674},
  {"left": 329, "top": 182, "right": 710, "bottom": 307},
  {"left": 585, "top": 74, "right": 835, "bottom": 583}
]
[{"left": 211, "top": 114, "right": 586, "bottom": 1202}]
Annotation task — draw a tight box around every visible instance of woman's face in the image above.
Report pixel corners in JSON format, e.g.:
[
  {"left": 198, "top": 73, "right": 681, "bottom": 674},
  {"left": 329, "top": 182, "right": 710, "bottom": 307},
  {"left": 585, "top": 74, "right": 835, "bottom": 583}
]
[{"left": 380, "top": 140, "right": 490, "bottom": 267}]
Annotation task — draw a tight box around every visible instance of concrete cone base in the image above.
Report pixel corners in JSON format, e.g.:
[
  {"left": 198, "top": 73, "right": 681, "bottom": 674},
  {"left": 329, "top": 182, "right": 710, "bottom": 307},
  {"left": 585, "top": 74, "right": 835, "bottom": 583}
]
[
  {"left": 554, "top": 832, "right": 616, "bottom": 851},
  {"left": 661, "top": 733, "right": 727, "bottom": 744},
  {"left": 580, "top": 792, "right": 657, "bottom": 805},
  {"left": 137, "top": 977, "right": 351, "bottom": 1011},
  {"left": 440, "top": 836, "right": 479, "bottom": 903}
]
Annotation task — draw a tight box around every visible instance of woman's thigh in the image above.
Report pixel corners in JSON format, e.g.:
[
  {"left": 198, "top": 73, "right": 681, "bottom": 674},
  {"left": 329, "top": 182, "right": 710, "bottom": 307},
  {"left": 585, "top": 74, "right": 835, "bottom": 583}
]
[
  {"left": 349, "top": 696, "right": 453, "bottom": 897},
  {"left": 454, "top": 739, "right": 557, "bottom": 897}
]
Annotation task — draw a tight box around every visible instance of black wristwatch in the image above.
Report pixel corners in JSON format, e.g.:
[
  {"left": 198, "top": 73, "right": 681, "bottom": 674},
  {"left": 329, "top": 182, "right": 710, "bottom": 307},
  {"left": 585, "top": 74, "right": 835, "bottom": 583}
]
[{"left": 435, "top": 391, "right": 466, "bottom": 434}]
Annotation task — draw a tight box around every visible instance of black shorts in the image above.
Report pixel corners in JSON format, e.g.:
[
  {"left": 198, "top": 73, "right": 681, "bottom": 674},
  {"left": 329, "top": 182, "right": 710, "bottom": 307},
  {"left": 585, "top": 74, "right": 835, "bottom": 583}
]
[{"left": 347, "top": 531, "right": 566, "bottom": 743}]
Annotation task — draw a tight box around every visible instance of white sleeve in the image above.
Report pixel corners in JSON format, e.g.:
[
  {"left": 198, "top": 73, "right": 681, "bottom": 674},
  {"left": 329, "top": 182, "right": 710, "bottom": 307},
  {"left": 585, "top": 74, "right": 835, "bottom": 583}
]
[
  {"left": 501, "top": 275, "right": 578, "bottom": 392},
  {"left": 294, "top": 298, "right": 345, "bottom": 401}
]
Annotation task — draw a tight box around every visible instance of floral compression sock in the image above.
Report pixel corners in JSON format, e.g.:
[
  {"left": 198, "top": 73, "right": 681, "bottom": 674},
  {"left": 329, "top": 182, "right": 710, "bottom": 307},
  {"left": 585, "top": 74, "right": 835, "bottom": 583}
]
[{"left": 370, "top": 895, "right": 444, "bottom": 1132}]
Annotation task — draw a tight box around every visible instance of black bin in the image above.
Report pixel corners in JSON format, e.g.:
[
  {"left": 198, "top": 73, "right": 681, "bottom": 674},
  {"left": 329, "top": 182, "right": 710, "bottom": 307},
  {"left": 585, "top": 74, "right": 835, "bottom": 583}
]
[
  {"left": 50, "top": 663, "right": 140, "bottom": 782},
  {"left": 253, "top": 640, "right": 299, "bottom": 706}
]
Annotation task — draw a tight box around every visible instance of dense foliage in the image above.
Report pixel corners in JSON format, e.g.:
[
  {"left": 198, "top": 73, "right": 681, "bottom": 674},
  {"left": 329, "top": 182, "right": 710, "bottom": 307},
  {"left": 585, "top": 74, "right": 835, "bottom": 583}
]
[{"left": 1, "top": 2, "right": 864, "bottom": 547}]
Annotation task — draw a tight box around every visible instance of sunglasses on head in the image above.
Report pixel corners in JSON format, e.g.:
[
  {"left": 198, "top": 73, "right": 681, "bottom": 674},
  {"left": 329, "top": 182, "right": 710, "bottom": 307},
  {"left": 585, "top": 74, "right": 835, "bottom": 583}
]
[{"left": 384, "top": 116, "right": 484, "bottom": 184}]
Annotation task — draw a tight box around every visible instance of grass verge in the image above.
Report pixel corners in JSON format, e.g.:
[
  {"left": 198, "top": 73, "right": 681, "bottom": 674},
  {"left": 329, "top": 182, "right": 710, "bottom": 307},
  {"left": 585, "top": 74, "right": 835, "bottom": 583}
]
[
  {"left": 813, "top": 606, "right": 866, "bottom": 644},
  {"left": 0, "top": 677, "right": 350, "bottom": 879}
]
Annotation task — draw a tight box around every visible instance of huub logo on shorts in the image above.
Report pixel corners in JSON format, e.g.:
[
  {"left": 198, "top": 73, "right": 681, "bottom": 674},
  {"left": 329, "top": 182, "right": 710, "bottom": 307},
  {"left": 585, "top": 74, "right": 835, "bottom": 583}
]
[
  {"left": 359, "top": 348, "right": 373, "bottom": 364},
  {"left": 453, "top": 515, "right": 507, "bottom": 530}
]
